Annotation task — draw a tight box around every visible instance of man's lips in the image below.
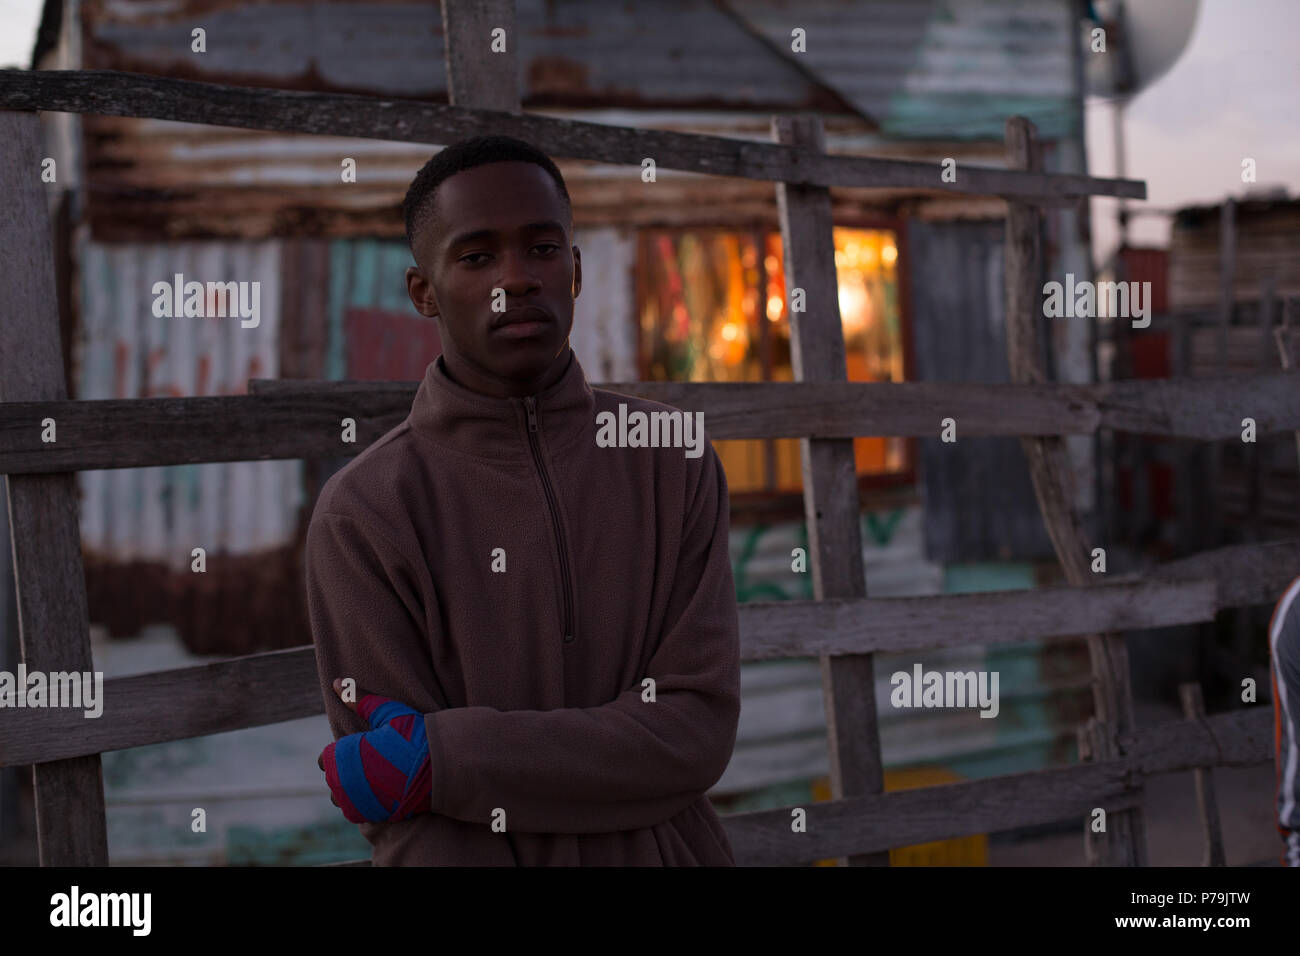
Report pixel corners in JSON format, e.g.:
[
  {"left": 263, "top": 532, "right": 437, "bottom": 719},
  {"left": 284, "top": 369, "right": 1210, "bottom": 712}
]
[{"left": 493, "top": 307, "right": 553, "bottom": 329}]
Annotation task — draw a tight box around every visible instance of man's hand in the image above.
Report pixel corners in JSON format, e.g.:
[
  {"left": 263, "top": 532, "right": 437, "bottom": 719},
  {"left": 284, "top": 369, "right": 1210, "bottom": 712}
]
[{"left": 317, "top": 678, "right": 432, "bottom": 824}]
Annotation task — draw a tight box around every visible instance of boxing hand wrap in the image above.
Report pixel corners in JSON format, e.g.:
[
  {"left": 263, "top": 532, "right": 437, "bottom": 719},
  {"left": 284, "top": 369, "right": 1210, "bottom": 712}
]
[{"left": 320, "top": 694, "right": 432, "bottom": 824}]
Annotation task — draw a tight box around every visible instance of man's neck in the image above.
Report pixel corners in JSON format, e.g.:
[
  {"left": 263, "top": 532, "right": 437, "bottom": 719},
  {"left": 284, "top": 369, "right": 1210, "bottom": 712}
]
[{"left": 442, "top": 348, "right": 572, "bottom": 399}]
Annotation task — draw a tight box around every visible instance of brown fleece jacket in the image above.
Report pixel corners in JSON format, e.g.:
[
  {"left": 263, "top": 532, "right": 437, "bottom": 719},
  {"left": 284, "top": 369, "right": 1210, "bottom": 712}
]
[{"left": 305, "top": 347, "right": 741, "bottom": 865}]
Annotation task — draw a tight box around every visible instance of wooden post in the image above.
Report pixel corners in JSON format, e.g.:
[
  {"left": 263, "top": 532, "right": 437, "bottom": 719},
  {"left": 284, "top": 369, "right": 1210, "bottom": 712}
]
[
  {"left": 773, "top": 114, "right": 887, "bottom": 866},
  {"left": 0, "top": 109, "right": 109, "bottom": 865},
  {"left": 1078, "top": 717, "right": 1120, "bottom": 865},
  {"left": 1231, "top": 278, "right": 1276, "bottom": 655},
  {"left": 1208, "top": 199, "right": 1236, "bottom": 546},
  {"left": 441, "top": 0, "right": 521, "bottom": 112},
  {"left": 1004, "top": 116, "right": 1146, "bottom": 865},
  {"left": 1274, "top": 298, "right": 1300, "bottom": 471},
  {"left": 0, "top": 478, "right": 21, "bottom": 848},
  {"left": 1247, "top": 276, "right": 1275, "bottom": 544},
  {"left": 1171, "top": 316, "right": 1200, "bottom": 554},
  {"left": 1275, "top": 298, "right": 1300, "bottom": 538},
  {"left": 1178, "top": 682, "right": 1226, "bottom": 866}
]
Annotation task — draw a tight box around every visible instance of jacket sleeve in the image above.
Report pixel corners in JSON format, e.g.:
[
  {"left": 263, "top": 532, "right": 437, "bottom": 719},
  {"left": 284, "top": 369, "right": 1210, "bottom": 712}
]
[
  {"left": 424, "top": 443, "right": 742, "bottom": 834},
  {"left": 306, "top": 504, "right": 447, "bottom": 827}
]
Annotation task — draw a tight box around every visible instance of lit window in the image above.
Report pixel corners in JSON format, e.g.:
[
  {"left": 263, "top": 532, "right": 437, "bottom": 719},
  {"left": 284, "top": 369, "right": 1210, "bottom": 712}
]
[{"left": 637, "top": 227, "right": 909, "bottom": 495}]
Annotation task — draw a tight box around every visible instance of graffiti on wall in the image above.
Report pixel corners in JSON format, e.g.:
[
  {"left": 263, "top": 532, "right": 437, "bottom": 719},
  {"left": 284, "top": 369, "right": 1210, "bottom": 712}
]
[{"left": 731, "top": 508, "right": 909, "bottom": 604}]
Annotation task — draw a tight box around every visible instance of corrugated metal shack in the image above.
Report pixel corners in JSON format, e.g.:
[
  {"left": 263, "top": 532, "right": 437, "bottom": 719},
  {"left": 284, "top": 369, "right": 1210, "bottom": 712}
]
[
  {"left": 1100, "top": 194, "right": 1300, "bottom": 707},
  {"left": 19, "top": 0, "right": 1105, "bottom": 863}
]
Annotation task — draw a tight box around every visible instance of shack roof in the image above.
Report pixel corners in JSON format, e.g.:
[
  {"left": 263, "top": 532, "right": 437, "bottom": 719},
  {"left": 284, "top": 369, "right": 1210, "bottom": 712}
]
[{"left": 52, "top": 0, "right": 1080, "bottom": 238}]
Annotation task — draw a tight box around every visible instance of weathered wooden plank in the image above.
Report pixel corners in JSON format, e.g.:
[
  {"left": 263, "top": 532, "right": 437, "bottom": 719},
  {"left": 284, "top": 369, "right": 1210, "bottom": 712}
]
[
  {"left": 5, "top": 371, "right": 1299, "bottom": 475},
  {"left": 1179, "top": 683, "right": 1226, "bottom": 866},
  {"left": 6, "top": 664, "right": 1267, "bottom": 863},
  {"left": 774, "top": 114, "right": 884, "bottom": 868},
  {"left": 0, "top": 578, "right": 1222, "bottom": 766},
  {"left": 1121, "top": 706, "right": 1273, "bottom": 773},
  {"left": 594, "top": 373, "right": 1300, "bottom": 442},
  {"left": 0, "top": 647, "right": 324, "bottom": 767},
  {"left": 254, "top": 369, "right": 1300, "bottom": 446},
  {"left": 1136, "top": 537, "right": 1300, "bottom": 608},
  {"left": 0, "top": 393, "right": 412, "bottom": 473},
  {"left": 722, "top": 706, "right": 1270, "bottom": 865},
  {"left": 0, "top": 109, "right": 108, "bottom": 866},
  {"left": 441, "top": 0, "right": 519, "bottom": 112},
  {"left": 1004, "top": 116, "right": 1145, "bottom": 866},
  {"left": 0, "top": 70, "right": 1146, "bottom": 202},
  {"left": 724, "top": 760, "right": 1143, "bottom": 865},
  {"left": 739, "top": 578, "right": 1217, "bottom": 659}
]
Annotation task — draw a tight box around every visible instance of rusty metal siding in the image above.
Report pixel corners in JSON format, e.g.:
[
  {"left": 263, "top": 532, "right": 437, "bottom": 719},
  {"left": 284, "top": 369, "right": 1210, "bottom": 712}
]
[
  {"left": 736, "top": 0, "right": 1079, "bottom": 139},
  {"left": 80, "top": 0, "right": 1073, "bottom": 124},
  {"left": 75, "top": 0, "right": 1075, "bottom": 239},
  {"left": 80, "top": 0, "right": 839, "bottom": 107},
  {"left": 77, "top": 238, "right": 300, "bottom": 556},
  {"left": 75, "top": 238, "right": 309, "bottom": 653},
  {"left": 907, "top": 218, "right": 1057, "bottom": 563}
]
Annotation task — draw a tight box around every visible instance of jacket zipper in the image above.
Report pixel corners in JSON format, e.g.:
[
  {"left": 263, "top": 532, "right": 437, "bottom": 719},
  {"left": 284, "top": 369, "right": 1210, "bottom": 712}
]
[{"left": 524, "top": 395, "right": 575, "bottom": 644}]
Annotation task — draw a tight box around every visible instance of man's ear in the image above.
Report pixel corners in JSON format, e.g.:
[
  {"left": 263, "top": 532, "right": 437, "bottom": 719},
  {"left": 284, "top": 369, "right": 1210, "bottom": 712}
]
[
  {"left": 406, "top": 266, "right": 440, "bottom": 319},
  {"left": 572, "top": 245, "right": 582, "bottom": 300}
]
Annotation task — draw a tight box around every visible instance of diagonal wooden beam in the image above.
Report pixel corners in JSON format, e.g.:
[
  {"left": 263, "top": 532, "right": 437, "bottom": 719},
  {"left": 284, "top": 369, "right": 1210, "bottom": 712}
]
[
  {"left": 0, "top": 69, "right": 1147, "bottom": 203},
  {"left": 1005, "top": 115, "right": 1145, "bottom": 866}
]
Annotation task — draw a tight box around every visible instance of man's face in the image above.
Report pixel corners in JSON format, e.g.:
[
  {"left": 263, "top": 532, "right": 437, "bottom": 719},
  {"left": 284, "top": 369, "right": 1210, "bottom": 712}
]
[{"left": 406, "top": 161, "right": 581, "bottom": 397}]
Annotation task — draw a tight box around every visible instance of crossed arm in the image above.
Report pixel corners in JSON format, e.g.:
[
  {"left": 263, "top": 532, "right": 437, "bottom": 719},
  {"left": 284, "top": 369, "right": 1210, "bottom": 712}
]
[{"left": 308, "top": 445, "right": 741, "bottom": 835}]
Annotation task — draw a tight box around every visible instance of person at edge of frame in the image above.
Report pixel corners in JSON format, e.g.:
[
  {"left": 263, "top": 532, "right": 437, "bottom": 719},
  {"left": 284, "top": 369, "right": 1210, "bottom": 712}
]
[
  {"left": 1270, "top": 575, "right": 1300, "bottom": 866},
  {"left": 308, "top": 135, "right": 741, "bottom": 866}
]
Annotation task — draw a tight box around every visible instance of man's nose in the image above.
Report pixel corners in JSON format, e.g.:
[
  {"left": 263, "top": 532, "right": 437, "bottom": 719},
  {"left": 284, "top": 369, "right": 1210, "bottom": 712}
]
[{"left": 497, "top": 251, "right": 542, "bottom": 292}]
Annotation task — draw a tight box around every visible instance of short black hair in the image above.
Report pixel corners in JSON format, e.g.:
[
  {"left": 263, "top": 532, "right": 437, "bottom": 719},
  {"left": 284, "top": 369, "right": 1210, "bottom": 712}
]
[{"left": 402, "top": 135, "right": 573, "bottom": 254}]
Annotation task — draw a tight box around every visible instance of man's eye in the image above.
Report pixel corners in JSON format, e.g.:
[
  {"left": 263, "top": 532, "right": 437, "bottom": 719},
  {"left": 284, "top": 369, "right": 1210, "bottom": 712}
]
[{"left": 460, "top": 245, "right": 558, "bottom": 265}]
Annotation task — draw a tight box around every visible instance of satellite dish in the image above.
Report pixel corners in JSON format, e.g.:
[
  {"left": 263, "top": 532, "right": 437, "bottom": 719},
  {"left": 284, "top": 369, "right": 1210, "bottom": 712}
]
[{"left": 1085, "top": 0, "right": 1201, "bottom": 98}]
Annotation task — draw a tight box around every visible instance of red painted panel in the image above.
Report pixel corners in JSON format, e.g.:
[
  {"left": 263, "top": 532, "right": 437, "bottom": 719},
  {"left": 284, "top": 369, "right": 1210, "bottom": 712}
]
[
  {"left": 345, "top": 308, "right": 441, "bottom": 380},
  {"left": 1131, "top": 330, "right": 1170, "bottom": 379}
]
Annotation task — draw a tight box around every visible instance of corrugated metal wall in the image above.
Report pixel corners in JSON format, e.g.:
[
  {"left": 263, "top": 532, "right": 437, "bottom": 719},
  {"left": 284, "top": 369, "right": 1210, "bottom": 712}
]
[
  {"left": 76, "top": 238, "right": 307, "bottom": 652},
  {"left": 739, "top": 0, "right": 1079, "bottom": 139},
  {"left": 76, "top": 0, "right": 1078, "bottom": 240},
  {"left": 77, "top": 239, "right": 303, "bottom": 562},
  {"left": 907, "top": 219, "right": 1059, "bottom": 563}
]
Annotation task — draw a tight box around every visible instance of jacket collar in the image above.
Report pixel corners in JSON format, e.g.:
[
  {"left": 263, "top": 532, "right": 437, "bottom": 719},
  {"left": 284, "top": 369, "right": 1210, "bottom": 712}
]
[{"left": 407, "top": 347, "right": 595, "bottom": 462}]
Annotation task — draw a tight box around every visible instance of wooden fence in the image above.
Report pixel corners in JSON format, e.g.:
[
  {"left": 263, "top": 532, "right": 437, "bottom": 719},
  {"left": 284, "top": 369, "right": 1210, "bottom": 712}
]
[{"left": 1, "top": 1, "right": 1294, "bottom": 866}]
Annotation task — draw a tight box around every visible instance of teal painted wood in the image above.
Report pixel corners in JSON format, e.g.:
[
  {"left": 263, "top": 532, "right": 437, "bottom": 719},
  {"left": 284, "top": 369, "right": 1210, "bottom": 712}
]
[
  {"left": 380, "top": 244, "right": 416, "bottom": 313},
  {"left": 326, "top": 241, "right": 352, "bottom": 380},
  {"left": 227, "top": 821, "right": 370, "bottom": 866},
  {"left": 326, "top": 238, "right": 426, "bottom": 379}
]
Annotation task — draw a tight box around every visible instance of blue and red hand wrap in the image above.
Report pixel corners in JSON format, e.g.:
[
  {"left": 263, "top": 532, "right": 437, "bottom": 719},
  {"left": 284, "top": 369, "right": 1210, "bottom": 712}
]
[{"left": 320, "top": 694, "right": 432, "bottom": 823}]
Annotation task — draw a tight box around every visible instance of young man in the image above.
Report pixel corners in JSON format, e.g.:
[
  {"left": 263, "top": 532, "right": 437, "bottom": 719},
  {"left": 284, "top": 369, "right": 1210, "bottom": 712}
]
[{"left": 308, "top": 135, "right": 741, "bottom": 865}]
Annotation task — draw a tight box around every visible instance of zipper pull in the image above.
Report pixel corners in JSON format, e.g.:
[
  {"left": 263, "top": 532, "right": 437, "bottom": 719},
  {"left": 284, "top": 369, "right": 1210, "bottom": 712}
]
[{"left": 525, "top": 395, "right": 538, "bottom": 432}]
